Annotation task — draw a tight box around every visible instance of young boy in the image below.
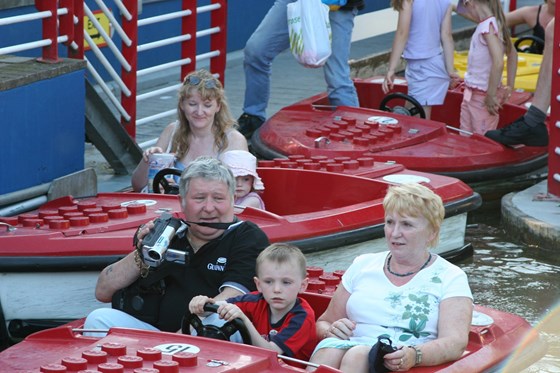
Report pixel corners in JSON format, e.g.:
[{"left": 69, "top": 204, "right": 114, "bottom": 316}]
[{"left": 188, "top": 243, "right": 316, "bottom": 363}]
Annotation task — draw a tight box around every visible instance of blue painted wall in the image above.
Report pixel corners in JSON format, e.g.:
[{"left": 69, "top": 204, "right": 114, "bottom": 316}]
[{"left": 0, "top": 70, "right": 85, "bottom": 194}]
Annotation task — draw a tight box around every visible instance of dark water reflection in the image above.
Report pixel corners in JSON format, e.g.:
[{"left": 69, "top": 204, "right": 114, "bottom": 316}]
[{"left": 459, "top": 211, "right": 560, "bottom": 371}]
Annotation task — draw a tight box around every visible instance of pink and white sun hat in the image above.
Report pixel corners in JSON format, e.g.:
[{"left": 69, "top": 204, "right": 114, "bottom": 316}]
[{"left": 219, "top": 150, "right": 265, "bottom": 190}]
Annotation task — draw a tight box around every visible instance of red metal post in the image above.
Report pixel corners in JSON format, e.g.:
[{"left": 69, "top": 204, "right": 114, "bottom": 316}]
[
  {"left": 548, "top": 6, "right": 560, "bottom": 197},
  {"left": 59, "top": 0, "right": 74, "bottom": 53},
  {"left": 68, "top": 0, "right": 84, "bottom": 59},
  {"left": 35, "top": 0, "right": 60, "bottom": 63},
  {"left": 209, "top": 0, "right": 227, "bottom": 86},
  {"left": 181, "top": 0, "right": 198, "bottom": 81},
  {"left": 121, "top": 0, "right": 139, "bottom": 139}
]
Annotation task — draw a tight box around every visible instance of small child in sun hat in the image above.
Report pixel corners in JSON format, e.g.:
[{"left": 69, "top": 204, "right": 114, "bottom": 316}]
[{"left": 219, "top": 150, "right": 265, "bottom": 210}]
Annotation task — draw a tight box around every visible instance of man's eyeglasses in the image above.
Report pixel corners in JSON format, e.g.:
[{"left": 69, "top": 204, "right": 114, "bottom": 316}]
[{"left": 184, "top": 75, "right": 218, "bottom": 89}]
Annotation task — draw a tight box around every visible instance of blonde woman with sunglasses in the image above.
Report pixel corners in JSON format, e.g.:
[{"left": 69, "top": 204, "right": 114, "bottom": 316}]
[{"left": 132, "top": 69, "right": 248, "bottom": 192}]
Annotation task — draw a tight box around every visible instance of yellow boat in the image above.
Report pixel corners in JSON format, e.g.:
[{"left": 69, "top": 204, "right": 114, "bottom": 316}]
[{"left": 454, "top": 50, "right": 541, "bottom": 92}]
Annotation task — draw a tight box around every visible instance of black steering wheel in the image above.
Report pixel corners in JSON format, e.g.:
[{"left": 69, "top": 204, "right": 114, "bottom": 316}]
[
  {"left": 152, "top": 168, "right": 181, "bottom": 195},
  {"left": 379, "top": 92, "right": 426, "bottom": 119},
  {"left": 182, "top": 303, "right": 252, "bottom": 345},
  {"left": 514, "top": 35, "right": 544, "bottom": 54}
]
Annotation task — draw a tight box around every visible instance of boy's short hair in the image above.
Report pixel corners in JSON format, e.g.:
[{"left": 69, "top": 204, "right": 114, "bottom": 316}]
[{"left": 256, "top": 243, "right": 307, "bottom": 279}]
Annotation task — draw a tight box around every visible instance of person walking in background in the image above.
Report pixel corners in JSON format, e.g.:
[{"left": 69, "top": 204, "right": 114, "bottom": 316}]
[
  {"left": 237, "top": 0, "right": 365, "bottom": 140},
  {"left": 485, "top": 18, "right": 553, "bottom": 146},
  {"left": 131, "top": 69, "right": 248, "bottom": 192},
  {"left": 382, "top": 0, "right": 458, "bottom": 120},
  {"left": 457, "top": 0, "right": 517, "bottom": 135}
]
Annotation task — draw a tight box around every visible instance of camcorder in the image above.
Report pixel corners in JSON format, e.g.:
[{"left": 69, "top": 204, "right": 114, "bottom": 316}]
[{"left": 140, "top": 212, "right": 189, "bottom": 267}]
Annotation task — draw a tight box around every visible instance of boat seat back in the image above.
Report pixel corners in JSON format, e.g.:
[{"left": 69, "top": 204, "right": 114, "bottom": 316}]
[{"left": 257, "top": 168, "right": 387, "bottom": 215}]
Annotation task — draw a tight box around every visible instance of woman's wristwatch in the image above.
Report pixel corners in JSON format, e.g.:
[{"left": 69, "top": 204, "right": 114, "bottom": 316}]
[{"left": 409, "top": 345, "right": 422, "bottom": 366}]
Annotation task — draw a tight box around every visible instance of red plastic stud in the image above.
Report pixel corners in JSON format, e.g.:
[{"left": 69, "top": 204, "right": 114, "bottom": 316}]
[
  {"left": 49, "top": 220, "right": 70, "bottom": 230},
  {"left": 258, "top": 160, "right": 275, "bottom": 167},
  {"left": 61, "top": 356, "right": 88, "bottom": 371},
  {"left": 342, "top": 160, "right": 359, "bottom": 170},
  {"left": 357, "top": 157, "right": 374, "bottom": 167},
  {"left": 63, "top": 212, "right": 84, "bottom": 219},
  {"left": 136, "top": 348, "right": 162, "bottom": 361},
  {"left": 107, "top": 209, "right": 128, "bottom": 219},
  {"left": 82, "top": 349, "right": 108, "bottom": 364},
  {"left": 89, "top": 213, "right": 109, "bottom": 223},
  {"left": 98, "top": 362, "right": 124, "bottom": 373},
  {"left": 303, "top": 163, "right": 321, "bottom": 170},
  {"left": 117, "top": 355, "right": 144, "bottom": 368},
  {"left": 77, "top": 201, "right": 97, "bottom": 211},
  {"left": 39, "top": 210, "right": 59, "bottom": 218},
  {"left": 0, "top": 216, "right": 18, "bottom": 225},
  {"left": 18, "top": 213, "right": 38, "bottom": 224},
  {"left": 307, "top": 279, "right": 326, "bottom": 292},
  {"left": 58, "top": 206, "right": 79, "bottom": 215},
  {"left": 306, "top": 266, "right": 324, "bottom": 278},
  {"left": 172, "top": 352, "right": 198, "bottom": 367},
  {"left": 326, "top": 164, "right": 344, "bottom": 173},
  {"left": 153, "top": 360, "right": 180, "bottom": 373},
  {"left": 40, "top": 364, "right": 68, "bottom": 372},
  {"left": 101, "top": 342, "right": 127, "bottom": 356},
  {"left": 133, "top": 369, "right": 159, "bottom": 373},
  {"left": 22, "top": 218, "right": 44, "bottom": 227},
  {"left": 101, "top": 204, "right": 121, "bottom": 212},
  {"left": 320, "top": 274, "right": 341, "bottom": 286},
  {"left": 83, "top": 208, "right": 103, "bottom": 215},
  {"left": 69, "top": 216, "right": 90, "bottom": 227},
  {"left": 126, "top": 203, "right": 147, "bottom": 215}
]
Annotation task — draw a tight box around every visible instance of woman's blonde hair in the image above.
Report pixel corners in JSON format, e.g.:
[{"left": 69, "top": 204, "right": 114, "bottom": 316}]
[
  {"left": 383, "top": 183, "right": 445, "bottom": 248},
  {"left": 172, "top": 69, "right": 237, "bottom": 160}
]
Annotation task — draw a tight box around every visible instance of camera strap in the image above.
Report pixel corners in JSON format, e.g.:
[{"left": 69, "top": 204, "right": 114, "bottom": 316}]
[{"left": 183, "top": 216, "right": 241, "bottom": 230}]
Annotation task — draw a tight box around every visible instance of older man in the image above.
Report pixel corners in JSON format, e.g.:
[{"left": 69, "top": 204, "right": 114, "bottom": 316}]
[{"left": 85, "top": 157, "right": 269, "bottom": 334}]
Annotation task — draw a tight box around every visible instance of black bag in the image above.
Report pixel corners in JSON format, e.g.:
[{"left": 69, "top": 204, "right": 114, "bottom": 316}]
[
  {"left": 368, "top": 337, "right": 397, "bottom": 373},
  {"left": 112, "top": 278, "right": 166, "bottom": 325}
]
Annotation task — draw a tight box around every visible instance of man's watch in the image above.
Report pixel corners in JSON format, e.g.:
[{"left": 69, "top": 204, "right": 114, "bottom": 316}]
[{"left": 409, "top": 345, "right": 422, "bottom": 366}]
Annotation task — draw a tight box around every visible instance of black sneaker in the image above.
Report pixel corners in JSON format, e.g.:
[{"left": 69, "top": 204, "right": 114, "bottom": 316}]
[
  {"left": 238, "top": 113, "right": 264, "bottom": 139},
  {"left": 485, "top": 116, "right": 548, "bottom": 146}
]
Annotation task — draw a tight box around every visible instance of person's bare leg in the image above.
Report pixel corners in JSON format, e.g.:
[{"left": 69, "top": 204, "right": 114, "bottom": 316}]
[
  {"left": 484, "top": 19, "right": 552, "bottom": 147},
  {"left": 532, "top": 18, "right": 554, "bottom": 113}
]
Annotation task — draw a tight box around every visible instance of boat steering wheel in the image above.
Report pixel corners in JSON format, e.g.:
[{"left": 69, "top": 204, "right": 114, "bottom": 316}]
[
  {"left": 152, "top": 168, "right": 181, "bottom": 195},
  {"left": 182, "top": 303, "right": 252, "bottom": 345},
  {"left": 514, "top": 35, "right": 544, "bottom": 54},
  {"left": 379, "top": 92, "right": 426, "bottom": 119}
]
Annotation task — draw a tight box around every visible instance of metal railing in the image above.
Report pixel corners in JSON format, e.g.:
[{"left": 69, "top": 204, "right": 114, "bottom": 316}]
[{"left": 0, "top": 0, "right": 228, "bottom": 143}]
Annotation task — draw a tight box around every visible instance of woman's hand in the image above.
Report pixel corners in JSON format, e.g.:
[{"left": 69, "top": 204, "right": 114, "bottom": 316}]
[
  {"left": 384, "top": 346, "right": 415, "bottom": 371},
  {"left": 325, "top": 318, "right": 356, "bottom": 340},
  {"left": 142, "top": 146, "right": 164, "bottom": 162}
]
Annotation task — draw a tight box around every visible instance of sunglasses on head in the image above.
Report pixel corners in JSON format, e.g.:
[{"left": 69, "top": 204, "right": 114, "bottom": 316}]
[{"left": 183, "top": 75, "right": 218, "bottom": 89}]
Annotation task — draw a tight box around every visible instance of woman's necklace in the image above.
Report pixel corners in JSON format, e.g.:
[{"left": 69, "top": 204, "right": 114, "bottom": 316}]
[{"left": 386, "top": 253, "right": 432, "bottom": 277}]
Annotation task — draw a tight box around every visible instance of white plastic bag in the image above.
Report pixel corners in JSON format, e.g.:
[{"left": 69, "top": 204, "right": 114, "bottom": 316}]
[{"left": 287, "top": 0, "right": 332, "bottom": 68}]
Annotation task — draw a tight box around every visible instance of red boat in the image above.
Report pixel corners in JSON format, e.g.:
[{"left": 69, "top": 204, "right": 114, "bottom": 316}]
[
  {"left": 251, "top": 76, "right": 548, "bottom": 199},
  {"left": 0, "top": 166, "right": 480, "bottom": 347},
  {"left": 0, "top": 267, "right": 546, "bottom": 372}
]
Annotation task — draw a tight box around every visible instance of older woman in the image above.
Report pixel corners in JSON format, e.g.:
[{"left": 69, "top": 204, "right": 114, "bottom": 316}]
[
  {"left": 308, "top": 183, "right": 473, "bottom": 372},
  {"left": 132, "top": 69, "right": 248, "bottom": 192}
]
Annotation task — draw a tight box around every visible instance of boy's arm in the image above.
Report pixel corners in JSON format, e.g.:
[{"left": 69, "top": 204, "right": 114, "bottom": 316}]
[{"left": 217, "top": 303, "right": 284, "bottom": 353}]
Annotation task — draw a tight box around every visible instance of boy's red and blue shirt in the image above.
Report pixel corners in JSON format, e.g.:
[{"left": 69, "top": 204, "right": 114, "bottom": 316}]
[{"left": 227, "top": 292, "right": 317, "bottom": 362}]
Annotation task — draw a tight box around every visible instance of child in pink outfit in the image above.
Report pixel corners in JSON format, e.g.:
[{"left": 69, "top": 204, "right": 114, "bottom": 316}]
[
  {"left": 219, "top": 150, "right": 266, "bottom": 210},
  {"left": 458, "top": 0, "right": 517, "bottom": 135}
]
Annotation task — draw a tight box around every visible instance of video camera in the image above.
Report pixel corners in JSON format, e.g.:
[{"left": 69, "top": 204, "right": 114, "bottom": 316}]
[{"left": 140, "top": 212, "right": 189, "bottom": 267}]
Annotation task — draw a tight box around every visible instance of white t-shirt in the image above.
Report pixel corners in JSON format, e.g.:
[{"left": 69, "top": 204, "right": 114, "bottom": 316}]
[{"left": 342, "top": 252, "right": 472, "bottom": 345}]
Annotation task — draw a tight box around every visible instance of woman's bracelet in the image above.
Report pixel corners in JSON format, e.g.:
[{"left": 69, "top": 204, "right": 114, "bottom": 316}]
[
  {"left": 408, "top": 345, "right": 422, "bottom": 366},
  {"left": 134, "top": 250, "right": 150, "bottom": 278}
]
